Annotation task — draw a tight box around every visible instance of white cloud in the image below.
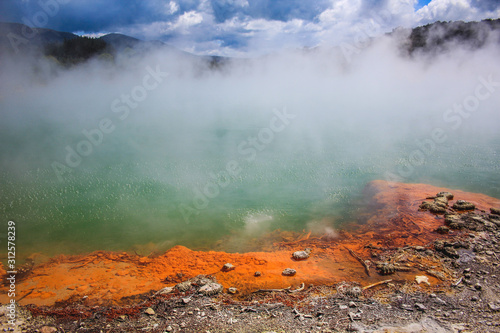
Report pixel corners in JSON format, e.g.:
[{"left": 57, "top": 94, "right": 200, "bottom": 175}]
[
  {"left": 166, "top": 1, "right": 179, "bottom": 15},
  {"left": 124, "top": 12, "right": 204, "bottom": 39},
  {"left": 217, "top": 0, "right": 249, "bottom": 8},
  {"left": 385, "top": 0, "right": 418, "bottom": 26},
  {"left": 415, "top": 0, "right": 500, "bottom": 24},
  {"left": 416, "top": 0, "right": 477, "bottom": 22},
  {"left": 318, "top": 0, "right": 362, "bottom": 25},
  {"left": 107, "top": 0, "right": 500, "bottom": 56},
  {"left": 176, "top": 11, "right": 204, "bottom": 28},
  {"left": 73, "top": 31, "right": 109, "bottom": 38},
  {"left": 244, "top": 18, "right": 297, "bottom": 32}
]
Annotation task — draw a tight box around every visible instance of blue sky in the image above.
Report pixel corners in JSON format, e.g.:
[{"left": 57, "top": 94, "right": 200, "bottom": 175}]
[
  {"left": 416, "top": 0, "right": 432, "bottom": 9},
  {"left": 1, "top": 0, "right": 499, "bottom": 56}
]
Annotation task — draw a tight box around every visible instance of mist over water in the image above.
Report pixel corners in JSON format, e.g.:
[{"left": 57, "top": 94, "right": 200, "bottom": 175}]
[{"left": 1, "top": 35, "right": 500, "bottom": 260}]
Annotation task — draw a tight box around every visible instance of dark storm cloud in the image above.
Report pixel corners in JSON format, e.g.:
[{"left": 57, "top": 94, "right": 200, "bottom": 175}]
[{"left": 0, "top": 0, "right": 170, "bottom": 32}]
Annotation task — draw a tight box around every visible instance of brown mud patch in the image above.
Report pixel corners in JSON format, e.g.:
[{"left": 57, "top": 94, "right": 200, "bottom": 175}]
[{"left": 1, "top": 180, "right": 499, "bottom": 307}]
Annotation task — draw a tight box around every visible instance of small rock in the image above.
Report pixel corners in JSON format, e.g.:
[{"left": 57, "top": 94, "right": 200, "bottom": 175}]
[
  {"left": 282, "top": 268, "right": 296, "bottom": 276},
  {"left": 339, "top": 304, "right": 348, "bottom": 310},
  {"left": 437, "top": 192, "right": 454, "bottom": 200},
  {"left": 488, "top": 302, "right": 500, "bottom": 311},
  {"left": 254, "top": 271, "right": 262, "bottom": 277},
  {"left": 449, "top": 218, "right": 466, "bottom": 229},
  {"left": 158, "top": 286, "right": 174, "bottom": 295},
  {"left": 445, "top": 214, "right": 459, "bottom": 224},
  {"left": 182, "top": 298, "right": 191, "bottom": 304},
  {"left": 434, "top": 196, "right": 449, "bottom": 206},
  {"left": 435, "top": 297, "right": 447, "bottom": 305},
  {"left": 190, "top": 275, "right": 213, "bottom": 286},
  {"left": 222, "top": 263, "right": 235, "bottom": 272},
  {"left": 474, "top": 283, "right": 482, "bottom": 290},
  {"left": 292, "top": 248, "right": 311, "bottom": 260},
  {"left": 228, "top": 287, "right": 238, "bottom": 294},
  {"left": 175, "top": 281, "right": 192, "bottom": 292},
  {"left": 117, "top": 315, "right": 127, "bottom": 321},
  {"left": 491, "top": 208, "right": 500, "bottom": 215},
  {"left": 415, "top": 303, "right": 427, "bottom": 311},
  {"left": 471, "top": 296, "right": 479, "bottom": 302},
  {"left": 453, "top": 200, "right": 475, "bottom": 211},
  {"left": 348, "top": 311, "right": 362, "bottom": 321},
  {"left": 401, "top": 304, "right": 414, "bottom": 311},
  {"left": 166, "top": 326, "right": 173, "bottom": 332},
  {"left": 435, "top": 226, "right": 450, "bottom": 234},
  {"left": 349, "top": 301, "right": 357, "bottom": 308},
  {"left": 415, "top": 275, "right": 430, "bottom": 285},
  {"left": 144, "top": 308, "right": 155, "bottom": 315},
  {"left": 419, "top": 201, "right": 433, "bottom": 210},
  {"left": 199, "top": 282, "right": 224, "bottom": 296},
  {"left": 430, "top": 204, "right": 447, "bottom": 214},
  {"left": 40, "top": 327, "right": 57, "bottom": 333}
]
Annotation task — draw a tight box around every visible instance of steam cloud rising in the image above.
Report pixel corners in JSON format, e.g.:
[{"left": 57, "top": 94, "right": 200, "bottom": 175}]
[{"left": 1, "top": 28, "right": 500, "bottom": 257}]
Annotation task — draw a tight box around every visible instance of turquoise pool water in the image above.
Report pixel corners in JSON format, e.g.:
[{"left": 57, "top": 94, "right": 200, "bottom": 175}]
[{"left": 1, "top": 51, "right": 500, "bottom": 260}]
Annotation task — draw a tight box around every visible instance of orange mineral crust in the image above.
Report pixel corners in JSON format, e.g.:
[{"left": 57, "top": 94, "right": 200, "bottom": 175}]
[
  {"left": 355, "top": 180, "right": 500, "bottom": 247},
  {"left": 1, "top": 180, "right": 499, "bottom": 306}
]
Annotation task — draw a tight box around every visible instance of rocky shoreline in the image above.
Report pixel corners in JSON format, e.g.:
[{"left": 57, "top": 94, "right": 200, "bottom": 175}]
[{"left": 1, "top": 181, "right": 500, "bottom": 332}]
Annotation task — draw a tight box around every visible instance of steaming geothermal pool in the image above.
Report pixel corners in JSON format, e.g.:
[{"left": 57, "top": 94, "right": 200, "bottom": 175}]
[{"left": 1, "top": 46, "right": 500, "bottom": 261}]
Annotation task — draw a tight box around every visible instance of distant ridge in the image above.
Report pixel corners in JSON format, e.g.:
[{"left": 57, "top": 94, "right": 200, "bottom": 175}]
[
  {"left": 0, "top": 22, "right": 78, "bottom": 53},
  {"left": 1, "top": 19, "right": 499, "bottom": 64},
  {"left": 99, "top": 33, "right": 141, "bottom": 49},
  {"left": 0, "top": 22, "right": 211, "bottom": 62}
]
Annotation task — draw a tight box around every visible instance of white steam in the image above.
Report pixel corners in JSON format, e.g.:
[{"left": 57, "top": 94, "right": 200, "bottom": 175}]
[{"left": 1, "top": 27, "right": 500, "bottom": 256}]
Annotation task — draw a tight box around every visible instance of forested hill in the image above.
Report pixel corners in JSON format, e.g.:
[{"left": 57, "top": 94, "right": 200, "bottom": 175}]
[
  {"left": 1, "top": 18, "right": 499, "bottom": 66},
  {"left": 401, "top": 19, "right": 500, "bottom": 55}
]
